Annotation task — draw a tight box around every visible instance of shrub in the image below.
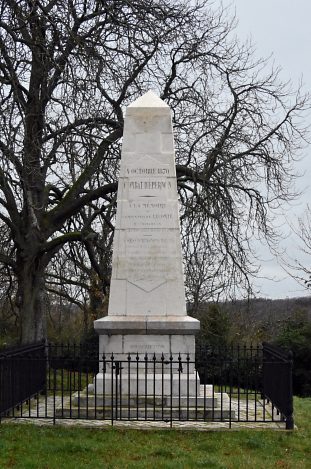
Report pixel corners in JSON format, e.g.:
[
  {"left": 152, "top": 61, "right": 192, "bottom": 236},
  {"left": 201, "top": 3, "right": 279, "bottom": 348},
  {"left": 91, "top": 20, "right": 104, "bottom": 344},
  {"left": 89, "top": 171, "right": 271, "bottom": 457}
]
[{"left": 274, "top": 312, "right": 311, "bottom": 397}]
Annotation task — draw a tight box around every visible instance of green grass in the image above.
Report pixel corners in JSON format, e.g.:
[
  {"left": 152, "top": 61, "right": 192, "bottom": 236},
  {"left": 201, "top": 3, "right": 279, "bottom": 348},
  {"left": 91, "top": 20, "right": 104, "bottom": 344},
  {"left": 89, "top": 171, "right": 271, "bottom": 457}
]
[
  {"left": 48, "top": 369, "right": 94, "bottom": 391},
  {"left": 0, "top": 397, "right": 310, "bottom": 469}
]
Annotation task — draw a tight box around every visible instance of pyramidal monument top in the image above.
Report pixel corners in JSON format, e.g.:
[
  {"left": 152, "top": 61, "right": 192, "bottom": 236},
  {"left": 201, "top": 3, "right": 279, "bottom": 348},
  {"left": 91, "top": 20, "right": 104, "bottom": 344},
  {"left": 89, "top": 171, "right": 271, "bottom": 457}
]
[{"left": 127, "top": 90, "right": 169, "bottom": 111}]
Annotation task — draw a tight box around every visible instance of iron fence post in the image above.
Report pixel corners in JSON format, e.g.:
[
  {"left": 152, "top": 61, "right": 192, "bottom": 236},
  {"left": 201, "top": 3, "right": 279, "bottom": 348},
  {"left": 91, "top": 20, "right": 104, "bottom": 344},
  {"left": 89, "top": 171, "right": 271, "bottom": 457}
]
[{"left": 286, "top": 350, "right": 294, "bottom": 430}]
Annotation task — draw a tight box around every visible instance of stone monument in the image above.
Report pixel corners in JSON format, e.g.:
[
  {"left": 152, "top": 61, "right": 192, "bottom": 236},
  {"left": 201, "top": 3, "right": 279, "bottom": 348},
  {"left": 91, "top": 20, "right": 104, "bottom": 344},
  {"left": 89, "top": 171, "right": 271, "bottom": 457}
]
[
  {"left": 94, "top": 91, "right": 200, "bottom": 395},
  {"left": 60, "top": 91, "right": 233, "bottom": 421}
]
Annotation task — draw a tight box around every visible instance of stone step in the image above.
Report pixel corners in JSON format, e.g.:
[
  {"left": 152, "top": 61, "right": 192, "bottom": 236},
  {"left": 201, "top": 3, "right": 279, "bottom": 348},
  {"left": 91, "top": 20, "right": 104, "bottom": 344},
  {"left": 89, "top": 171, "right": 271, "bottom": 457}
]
[
  {"left": 93, "top": 371, "right": 201, "bottom": 396},
  {"left": 73, "top": 391, "right": 220, "bottom": 408},
  {"left": 56, "top": 384, "right": 235, "bottom": 421},
  {"left": 55, "top": 406, "right": 235, "bottom": 420}
]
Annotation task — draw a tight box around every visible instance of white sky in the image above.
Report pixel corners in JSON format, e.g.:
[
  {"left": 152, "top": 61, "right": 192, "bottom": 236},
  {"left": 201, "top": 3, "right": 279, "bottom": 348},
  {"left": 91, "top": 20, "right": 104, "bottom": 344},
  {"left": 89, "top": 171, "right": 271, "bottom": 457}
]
[{"left": 225, "top": 0, "right": 311, "bottom": 299}]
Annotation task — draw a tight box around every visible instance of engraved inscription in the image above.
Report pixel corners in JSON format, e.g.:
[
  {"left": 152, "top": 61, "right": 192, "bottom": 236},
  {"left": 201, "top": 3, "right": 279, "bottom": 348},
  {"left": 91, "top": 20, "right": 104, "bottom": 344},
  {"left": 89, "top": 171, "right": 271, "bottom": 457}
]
[
  {"left": 122, "top": 154, "right": 172, "bottom": 178},
  {"left": 125, "top": 233, "right": 177, "bottom": 258},
  {"left": 126, "top": 167, "right": 170, "bottom": 176},
  {"left": 116, "top": 256, "right": 178, "bottom": 280},
  {"left": 124, "top": 177, "right": 173, "bottom": 199},
  {"left": 120, "top": 201, "right": 177, "bottom": 228},
  {"left": 128, "top": 180, "right": 171, "bottom": 190},
  {"left": 129, "top": 344, "right": 165, "bottom": 350},
  {"left": 126, "top": 257, "right": 176, "bottom": 280}
]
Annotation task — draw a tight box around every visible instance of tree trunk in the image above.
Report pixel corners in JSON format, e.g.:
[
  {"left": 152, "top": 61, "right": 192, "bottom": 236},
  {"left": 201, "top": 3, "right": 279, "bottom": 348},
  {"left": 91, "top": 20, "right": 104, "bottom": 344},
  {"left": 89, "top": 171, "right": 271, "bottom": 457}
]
[{"left": 16, "top": 259, "right": 46, "bottom": 344}]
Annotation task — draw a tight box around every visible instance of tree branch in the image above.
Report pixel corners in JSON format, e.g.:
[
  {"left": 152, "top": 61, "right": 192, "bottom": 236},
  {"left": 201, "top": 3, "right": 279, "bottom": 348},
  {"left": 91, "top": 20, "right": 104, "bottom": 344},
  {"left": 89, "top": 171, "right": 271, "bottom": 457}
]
[
  {"left": 0, "top": 167, "right": 21, "bottom": 231},
  {"left": 41, "top": 232, "right": 84, "bottom": 253},
  {"left": 45, "top": 286, "right": 84, "bottom": 309},
  {"left": 50, "top": 182, "right": 118, "bottom": 229},
  {"left": 42, "top": 117, "right": 121, "bottom": 143},
  {"left": 0, "top": 250, "right": 16, "bottom": 269}
]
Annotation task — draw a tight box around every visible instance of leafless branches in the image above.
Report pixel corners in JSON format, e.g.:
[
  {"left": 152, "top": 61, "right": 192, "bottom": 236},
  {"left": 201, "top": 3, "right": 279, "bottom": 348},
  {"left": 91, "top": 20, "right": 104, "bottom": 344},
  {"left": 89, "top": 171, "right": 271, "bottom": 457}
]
[{"left": 0, "top": 0, "right": 309, "bottom": 341}]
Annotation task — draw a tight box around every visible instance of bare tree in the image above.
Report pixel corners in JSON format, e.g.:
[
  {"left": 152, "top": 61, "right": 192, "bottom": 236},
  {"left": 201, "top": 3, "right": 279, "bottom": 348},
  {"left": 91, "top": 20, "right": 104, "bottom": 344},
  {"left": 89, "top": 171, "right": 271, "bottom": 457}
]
[
  {"left": 46, "top": 239, "right": 110, "bottom": 334},
  {"left": 0, "top": 0, "right": 309, "bottom": 343},
  {"left": 283, "top": 206, "right": 311, "bottom": 290}
]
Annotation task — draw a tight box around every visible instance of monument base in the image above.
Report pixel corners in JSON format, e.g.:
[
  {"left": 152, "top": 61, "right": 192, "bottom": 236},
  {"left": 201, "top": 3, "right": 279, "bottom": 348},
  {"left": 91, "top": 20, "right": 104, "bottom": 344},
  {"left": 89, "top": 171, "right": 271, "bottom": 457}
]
[
  {"left": 57, "top": 385, "right": 236, "bottom": 421},
  {"left": 93, "top": 315, "right": 200, "bottom": 397}
]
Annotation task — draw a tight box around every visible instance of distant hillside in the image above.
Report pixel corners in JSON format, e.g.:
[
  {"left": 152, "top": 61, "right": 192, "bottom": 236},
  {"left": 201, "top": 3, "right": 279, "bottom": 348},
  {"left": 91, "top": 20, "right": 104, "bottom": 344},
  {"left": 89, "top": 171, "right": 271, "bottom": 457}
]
[
  {"left": 221, "top": 296, "right": 311, "bottom": 323},
  {"left": 189, "top": 296, "right": 311, "bottom": 343}
]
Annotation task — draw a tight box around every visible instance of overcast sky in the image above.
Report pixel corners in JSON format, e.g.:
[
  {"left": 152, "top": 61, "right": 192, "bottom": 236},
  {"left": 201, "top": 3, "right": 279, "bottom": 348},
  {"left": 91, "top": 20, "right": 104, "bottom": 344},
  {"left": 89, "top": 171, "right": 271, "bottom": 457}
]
[{"left": 224, "top": 0, "right": 311, "bottom": 299}]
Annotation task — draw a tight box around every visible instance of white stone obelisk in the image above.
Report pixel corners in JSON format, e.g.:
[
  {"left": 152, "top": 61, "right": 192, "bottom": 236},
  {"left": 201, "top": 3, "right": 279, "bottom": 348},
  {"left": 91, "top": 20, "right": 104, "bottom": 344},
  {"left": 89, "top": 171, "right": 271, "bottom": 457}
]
[{"left": 94, "top": 91, "right": 200, "bottom": 395}]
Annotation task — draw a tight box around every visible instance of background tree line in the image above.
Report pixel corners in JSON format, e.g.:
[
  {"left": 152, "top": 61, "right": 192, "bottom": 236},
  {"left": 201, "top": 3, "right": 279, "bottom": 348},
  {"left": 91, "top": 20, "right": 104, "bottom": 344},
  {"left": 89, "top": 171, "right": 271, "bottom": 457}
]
[{"left": 192, "top": 298, "right": 311, "bottom": 397}]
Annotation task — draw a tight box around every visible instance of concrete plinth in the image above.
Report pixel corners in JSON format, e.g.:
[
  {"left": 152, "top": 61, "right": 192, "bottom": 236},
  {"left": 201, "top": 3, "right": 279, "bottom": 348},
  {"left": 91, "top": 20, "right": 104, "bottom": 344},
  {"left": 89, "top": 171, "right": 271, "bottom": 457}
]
[
  {"left": 94, "top": 315, "right": 200, "bottom": 396},
  {"left": 56, "top": 385, "right": 236, "bottom": 421}
]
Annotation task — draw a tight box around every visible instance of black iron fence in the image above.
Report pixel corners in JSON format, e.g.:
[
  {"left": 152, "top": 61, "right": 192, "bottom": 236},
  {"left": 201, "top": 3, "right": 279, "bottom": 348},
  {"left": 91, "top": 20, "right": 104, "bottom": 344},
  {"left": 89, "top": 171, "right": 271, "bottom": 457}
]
[
  {"left": 0, "top": 341, "right": 46, "bottom": 416},
  {"left": 0, "top": 342, "right": 294, "bottom": 429},
  {"left": 262, "top": 342, "right": 294, "bottom": 429},
  {"left": 196, "top": 343, "right": 263, "bottom": 392}
]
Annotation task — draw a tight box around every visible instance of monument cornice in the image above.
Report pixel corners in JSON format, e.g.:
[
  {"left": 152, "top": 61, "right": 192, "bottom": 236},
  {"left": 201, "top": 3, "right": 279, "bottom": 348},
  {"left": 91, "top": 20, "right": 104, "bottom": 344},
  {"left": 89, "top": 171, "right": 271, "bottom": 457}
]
[{"left": 94, "top": 315, "right": 200, "bottom": 335}]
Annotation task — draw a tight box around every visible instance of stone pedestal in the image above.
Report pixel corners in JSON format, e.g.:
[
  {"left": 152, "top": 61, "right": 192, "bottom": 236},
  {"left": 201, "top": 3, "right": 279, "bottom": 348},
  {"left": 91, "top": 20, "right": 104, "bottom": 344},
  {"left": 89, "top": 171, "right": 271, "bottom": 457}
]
[{"left": 94, "top": 91, "right": 200, "bottom": 397}]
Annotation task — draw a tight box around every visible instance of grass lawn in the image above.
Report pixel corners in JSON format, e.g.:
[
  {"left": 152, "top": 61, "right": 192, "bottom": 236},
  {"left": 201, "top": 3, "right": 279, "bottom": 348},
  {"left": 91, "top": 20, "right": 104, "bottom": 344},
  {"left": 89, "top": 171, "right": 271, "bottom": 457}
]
[{"left": 0, "top": 397, "right": 310, "bottom": 469}]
